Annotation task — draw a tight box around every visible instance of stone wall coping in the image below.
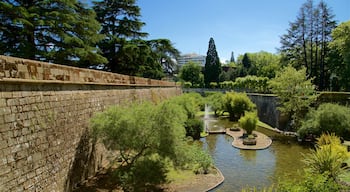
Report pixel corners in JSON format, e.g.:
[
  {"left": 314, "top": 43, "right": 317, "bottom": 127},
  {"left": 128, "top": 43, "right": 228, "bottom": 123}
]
[
  {"left": 0, "top": 77, "right": 176, "bottom": 87},
  {"left": 0, "top": 55, "right": 178, "bottom": 87}
]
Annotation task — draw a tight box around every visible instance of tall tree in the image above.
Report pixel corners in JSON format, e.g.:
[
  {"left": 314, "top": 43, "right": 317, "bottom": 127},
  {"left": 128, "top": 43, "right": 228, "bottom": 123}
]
[
  {"left": 279, "top": 0, "right": 336, "bottom": 90},
  {"left": 93, "top": 0, "right": 148, "bottom": 72},
  {"left": 147, "top": 39, "right": 180, "bottom": 75},
  {"left": 230, "top": 51, "right": 235, "bottom": 63},
  {"left": 0, "top": 0, "right": 106, "bottom": 66},
  {"left": 204, "top": 37, "right": 221, "bottom": 87},
  {"left": 269, "top": 66, "right": 316, "bottom": 130},
  {"left": 328, "top": 20, "right": 350, "bottom": 91}
]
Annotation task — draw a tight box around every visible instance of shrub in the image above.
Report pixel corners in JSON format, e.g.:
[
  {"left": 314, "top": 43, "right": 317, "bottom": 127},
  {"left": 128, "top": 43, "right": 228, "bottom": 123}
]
[
  {"left": 209, "top": 82, "right": 218, "bottom": 88},
  {"left": 205, "top": 92, "right": 224, "bottom": 116},
  {"left": 182, "top": 81, "right": 192, "bottom": 88},
  {"left": 185, "top": 118, "right": 203, "bottom": 140},
  {"left": 298, "top": 103, "right": 350, "bottom": 140},
  {"left": 223, "top": 92, "right": 256, "bottom": 121},
  {"left": 303, "top": 133, "right": 349, "bottom": 180},
  {"left": 239, "top": 112, "right": 258, "bottom": 135},
  {"left": 234, "top": 75, "right": 269, "bottom": 93}
]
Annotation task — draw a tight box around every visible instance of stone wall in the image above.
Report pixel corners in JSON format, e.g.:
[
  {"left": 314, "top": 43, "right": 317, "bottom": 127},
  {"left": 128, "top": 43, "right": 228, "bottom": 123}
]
[{"left": 0, "top": 56, "right": 181, "bottom": 192}]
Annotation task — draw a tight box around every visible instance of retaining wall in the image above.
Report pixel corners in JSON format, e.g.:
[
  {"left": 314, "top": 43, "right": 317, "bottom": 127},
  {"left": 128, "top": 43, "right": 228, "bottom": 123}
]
[{"left": 0, "top": 56, "right": 181, "bottom": 192}]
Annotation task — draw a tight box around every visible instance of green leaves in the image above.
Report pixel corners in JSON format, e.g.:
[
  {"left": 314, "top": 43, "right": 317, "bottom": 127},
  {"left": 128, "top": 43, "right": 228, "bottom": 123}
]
[
  {"left": 298, "top": 103, "right": 350, "bottom": 139},
  {"left": 269, "top": 66, "right": 316, "bottom": 129},
  {"left": 239, "top": 112, "right": 258, "bottom": 135},
  {"left": 223, "top": 92, "right": 256, "bottom": 121},
  {"left": 0, "top": 0, "right": 107, "bottom": 66},
  {"left": 204, "top": 37, "right": 221, "bottom": 87}
]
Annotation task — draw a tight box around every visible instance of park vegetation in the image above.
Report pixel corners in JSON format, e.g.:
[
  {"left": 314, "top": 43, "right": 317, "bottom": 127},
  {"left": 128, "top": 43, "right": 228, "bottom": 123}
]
[{"left": 90, "top": 94, "right": 211, "bottom": 191}]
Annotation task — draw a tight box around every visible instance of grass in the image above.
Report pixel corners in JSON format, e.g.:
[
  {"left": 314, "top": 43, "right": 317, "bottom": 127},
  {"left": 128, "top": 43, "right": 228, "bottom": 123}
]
[
  {"left": 166, "top": 167, "right": 196, "bottom": 185},
  {"left": 339, "top": 153, "right": 350, "bottom": 183},
  {"left": 257, "top": 120, "right": 275, "bottom": 130}
]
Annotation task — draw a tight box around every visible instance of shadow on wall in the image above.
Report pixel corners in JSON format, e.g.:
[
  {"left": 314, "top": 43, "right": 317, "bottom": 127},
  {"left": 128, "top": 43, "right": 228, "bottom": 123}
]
[{"left": 64, "top": 129, "right": 98, "bottom": 192}]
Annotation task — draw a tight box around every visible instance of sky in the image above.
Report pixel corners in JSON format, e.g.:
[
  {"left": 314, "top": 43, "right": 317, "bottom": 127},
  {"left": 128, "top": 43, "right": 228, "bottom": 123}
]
[{"left": 137, "top": 0, "right": 350, "bottom": 62}]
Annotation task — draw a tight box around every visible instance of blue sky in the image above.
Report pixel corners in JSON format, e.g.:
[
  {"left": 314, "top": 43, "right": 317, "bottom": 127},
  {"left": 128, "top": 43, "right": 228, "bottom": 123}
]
[{"left": 137, "top": 0, "right": 350, "bottom": 62}]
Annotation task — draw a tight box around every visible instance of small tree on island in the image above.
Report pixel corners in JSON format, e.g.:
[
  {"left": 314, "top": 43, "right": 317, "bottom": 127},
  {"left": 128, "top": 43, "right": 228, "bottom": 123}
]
[{"left": 239, "top": 112, "right": 258, "bottom": 135}]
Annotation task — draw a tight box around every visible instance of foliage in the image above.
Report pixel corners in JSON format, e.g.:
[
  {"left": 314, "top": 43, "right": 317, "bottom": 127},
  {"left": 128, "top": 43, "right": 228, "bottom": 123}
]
[
  {"left": 179, "top": 61, "right": 204, "bottom": 87},
  {"left": 328, "top": 20, "right": 350, "bottom": 91},
  {"left": 182, "top": 82, "right": 192, "bottom": 88},
  {"left": 209, "top": 82, "right": 218, "bottom": 88},
  {"left": 168, "top": 93, "right": 204, "bottom": 138},
  {"left": 175, "top": 142, "right": 213, "bottom": 174},
  {"left": 205, "top": 92, "right": 224, "bottom": 116},
  {"left": 239, "top": 112, "right": 258, "bottom": 135},
  {"left": 93, "top": 1, "right": 180, "bottom": 78},
  {"left": 242, "top": 171, "right": 342, "bottom": 192},
  {"left": 276, "top": 171, "right": 342, "bottom": 192},
  {"left": 204, "top": 38, "right": 221, "bottom": 87},
  {"left": 303, "top": 133, "right": 349, "bottom": 180},
  {"left": 91, "top": 98, "right": 213, "bottom": 190},
  {"left": 0, "top": 0, "right": 107, "bottom": 66},
  {"left": 117, "top": 155, "right": 167, "bottom": 192},
  {"left": 91, "top": 102, "right": 186, "bottom": 166},
  {"left": 185, "top": 118, "right": 203, "bottom": 140},
  {"left": 235, "top": 51, "right": 281, "bottom": 79},
  {"left": 269, "top": 66, "right": 316, "bottom": 130},
  {"left": 234, "top": 75, "right": 269, "bottom": 93},
  {"left": 298, "top": 103, "right": 350, "bottom": 140},
  {"left": 223, "top": 92, "right": 256, "bottom": 121},
  {"left": 279, "top": 0, "right": 336, "bottom": 90}
]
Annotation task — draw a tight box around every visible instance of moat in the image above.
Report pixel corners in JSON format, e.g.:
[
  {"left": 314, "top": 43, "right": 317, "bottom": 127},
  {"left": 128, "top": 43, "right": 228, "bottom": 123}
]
[{"left": 201, "top": 117, "right": 310, "bottom": 191}]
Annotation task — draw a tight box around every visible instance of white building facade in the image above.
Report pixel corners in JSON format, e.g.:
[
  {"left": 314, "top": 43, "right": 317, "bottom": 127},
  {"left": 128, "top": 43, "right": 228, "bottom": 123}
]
[{"left": 177, "top": 53, "right": 206, "bottom": 67}]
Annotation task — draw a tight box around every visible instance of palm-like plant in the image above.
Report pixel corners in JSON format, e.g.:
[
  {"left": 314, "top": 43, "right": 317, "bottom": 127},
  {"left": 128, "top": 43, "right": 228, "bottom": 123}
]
[{"left": 303, "top": 133, "right": 349, "bottom": 180}]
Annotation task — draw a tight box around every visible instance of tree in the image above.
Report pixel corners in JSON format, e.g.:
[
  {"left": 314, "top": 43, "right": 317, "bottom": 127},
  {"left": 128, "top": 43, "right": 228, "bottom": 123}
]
[
  {"left": 239, "top": 112, "right": 258, "bottom": 135},
  {"left": 328, "top": 20, "right": 350, "bottom": 91},
  {"left": 269, "top": 66, "right": 317, "bottom": 130},
  {"left": 93, "top": 0, "right": 148, "bottom": 72},
  {"left": 230, "top": 51, "right": 235, "bottom": 63},
  {"left": 204, "top": 37, "right": 221, "bottom": 87},
  {"left": 279, "top": 0, "right": 336, "bottom": 90},
  {"left": 147, "top": 39, "right": 180, "bottom": 76},
  {"left": 223, "top": 92, "right": 256, "bottom": 121},
  {"left": 179, "top": 61, "right": 204, "bottom": 87},
  {"left": 205, "top": 92, "right": 224, "bottom": 116},
  {"left": 0, "top": 0, "right": 107, "bottom": 66}
]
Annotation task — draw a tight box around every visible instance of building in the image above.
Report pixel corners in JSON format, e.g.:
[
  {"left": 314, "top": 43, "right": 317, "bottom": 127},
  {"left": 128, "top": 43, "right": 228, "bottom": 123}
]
[{"left": 177, "top": 53, "right": 206, "bottom": 67}]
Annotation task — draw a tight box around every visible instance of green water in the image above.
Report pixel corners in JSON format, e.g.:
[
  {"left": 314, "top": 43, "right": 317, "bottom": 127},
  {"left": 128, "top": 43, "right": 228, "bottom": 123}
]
[{"left": 202, "top": 118, "right": 311, "bottom": 192}]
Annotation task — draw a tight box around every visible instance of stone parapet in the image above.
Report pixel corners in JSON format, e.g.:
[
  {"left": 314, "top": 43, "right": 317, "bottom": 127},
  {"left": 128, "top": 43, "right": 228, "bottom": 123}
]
[{"left": 0, "top": 55, "right": 176, "bottom": 87}]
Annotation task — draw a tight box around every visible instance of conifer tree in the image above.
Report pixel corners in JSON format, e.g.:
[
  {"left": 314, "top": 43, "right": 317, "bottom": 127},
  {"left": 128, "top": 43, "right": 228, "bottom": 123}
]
[
  {"left": 204, "top": 37, "right": 221, "bottom": 87},
  {"left": 279, "top": 0, "right": 336, "bottom": 90},
  {"left": 0, "top": 0, "right": 107, "bottom": 66},
  {"left": 93, "top": 0, "right": 148, "bottom": 72}
]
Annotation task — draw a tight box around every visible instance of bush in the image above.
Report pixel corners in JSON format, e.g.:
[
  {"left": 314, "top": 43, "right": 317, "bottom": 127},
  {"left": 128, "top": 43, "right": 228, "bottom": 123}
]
[
  {"left": 182, "top": 81, "right": 192, "bottom": 88},
  {"left": 239, "top": 112, "right": 258, "bottom": 135},
  {"left": 302, "top": 133, "right": 349, "bottom": 180},
  {"left": 205, "top": 92, "right": 224, "bottom": 116},
  {"left": 234, "top": 75, "right": 269, "bottom": 93},
  {"left": 298, "top": 103, "right": 350, "bottom": 140},
  {"left": 185, "top": 118, "right": 203, "bottom": 140},
  {"left": 209, "top": 82, "right": 218, "bottom": 88},
  {"left": 223, "top": 92, "right": 256, "bottom": 121}
]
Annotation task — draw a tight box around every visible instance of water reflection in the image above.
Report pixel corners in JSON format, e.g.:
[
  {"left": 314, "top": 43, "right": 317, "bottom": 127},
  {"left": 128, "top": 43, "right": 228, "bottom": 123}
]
[{"left": 202, "top": 118, "right": 310, "bottom": 192}]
